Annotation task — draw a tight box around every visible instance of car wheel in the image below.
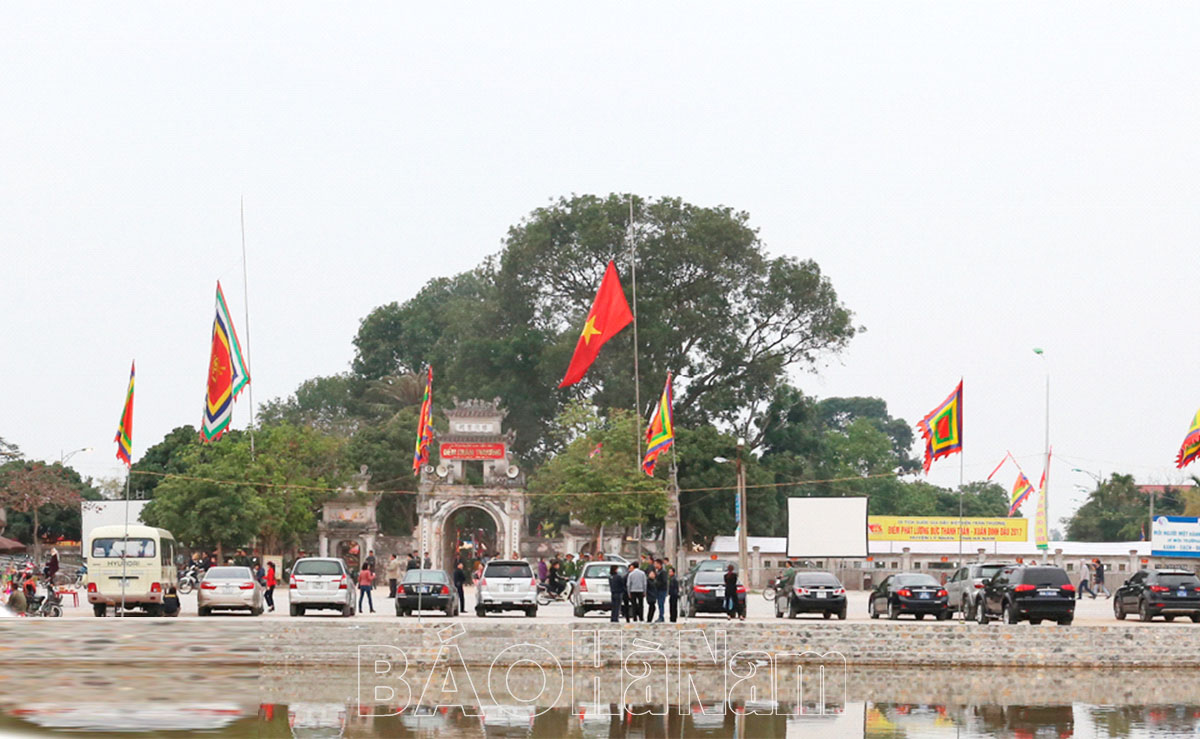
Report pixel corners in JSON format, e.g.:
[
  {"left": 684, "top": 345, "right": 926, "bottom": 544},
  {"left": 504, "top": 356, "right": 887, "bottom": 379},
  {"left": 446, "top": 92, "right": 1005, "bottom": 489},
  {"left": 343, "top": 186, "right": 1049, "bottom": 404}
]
[
  {"left": 289, "top": 604, "right": 299, "bottom": 617},
  {"left": 297, "top": 606, "right": 306, "bottom": 616},
  {"left": 1029, "top": 618, "right": 1042, "bottom": 625},
  {"left": 1114, "top": 598, "right": 1125, "bottom": 620},
  {"left": 343, "top": 604, "right": 354, "bottom": 617},
  {"left": 837, "top": 606, "right": 847, "bottom": 620},
  {"left": 1058, "top": 616, "right": 1073, "bottom": 626},
  {"left": 444, "top": 605, "right": 454, "bottom": 616},
  {"left": 937, "top": 610, "right": 950, "bottom": 621},
  {"left": 1140, "top": 599, "right": 1154, "bottom": 622},
  {"left": 198, "top": 607, "right": 210, "bottom": 617},
  {"left": 822, "top": 611, "right": 831, "bottom": 620},
  {"left": 93, "top": 604, "right": 107, "bottom": 618},
  {"left": 1165, "top": 615, "right": 1176, "bottom": 622},
  {"left": 476, "top": 606, "right": 486, "bottom": 618},
  {"left": 976, "top": 599, "right": 989, "bottom": 624},
  {"left": 960, "top": 598, "right": 972, "bottom": 621},
  {"left": 252, "top": 607, "right": 263, "bottom": 617},
  {"left": 1004, "top": 601, "right": 1019, "bottom": 624},
  {"left": 788, "top": 599, "right": 799, "bottom": 619},
  {"left": 526, "top": 606, "right": 537, "bottom": 618},
  {"left": 869, "top": 599, "right": 879, "bottom": 620},
  {"left": 574, "top": 605, "right": 585, "bottom": 618},
  {"left": 914, "top": 613, "right": 925, "bottom": 620},
  {"left": 887, "top": 600, "right": 899, "bottom": 620}
]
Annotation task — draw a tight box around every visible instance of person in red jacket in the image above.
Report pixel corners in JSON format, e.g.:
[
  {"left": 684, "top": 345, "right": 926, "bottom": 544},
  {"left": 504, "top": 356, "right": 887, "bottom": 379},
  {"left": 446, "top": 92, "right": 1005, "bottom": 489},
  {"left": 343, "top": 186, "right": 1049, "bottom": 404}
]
[{"left": 264, "top": 562, "right": 277, "bottom": 612}]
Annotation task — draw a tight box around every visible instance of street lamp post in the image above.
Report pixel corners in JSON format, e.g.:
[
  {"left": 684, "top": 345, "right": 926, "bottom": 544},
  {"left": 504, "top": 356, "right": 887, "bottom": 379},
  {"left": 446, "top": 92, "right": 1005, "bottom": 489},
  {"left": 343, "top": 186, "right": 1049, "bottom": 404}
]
[
  {"left": 714, "top": 437, "right": 749, "bottom": 584},
  {"left": 60, "top": 447, "right": 94, "bottom": 466}
]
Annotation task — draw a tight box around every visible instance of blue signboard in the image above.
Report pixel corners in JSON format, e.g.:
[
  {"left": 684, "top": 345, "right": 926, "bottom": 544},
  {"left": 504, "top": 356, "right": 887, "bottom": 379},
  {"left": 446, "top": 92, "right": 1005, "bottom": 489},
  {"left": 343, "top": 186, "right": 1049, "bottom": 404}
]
[{"left": 1151, "top": 515, "right": 1200, "bottom": 558}]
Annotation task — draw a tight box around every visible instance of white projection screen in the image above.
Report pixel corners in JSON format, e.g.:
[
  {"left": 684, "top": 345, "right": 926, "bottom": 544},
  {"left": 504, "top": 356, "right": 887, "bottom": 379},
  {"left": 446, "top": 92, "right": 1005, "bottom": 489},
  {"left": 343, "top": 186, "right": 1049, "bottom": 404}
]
[{"left": 787, "top": 497, "right": 869, "bottom": 558}]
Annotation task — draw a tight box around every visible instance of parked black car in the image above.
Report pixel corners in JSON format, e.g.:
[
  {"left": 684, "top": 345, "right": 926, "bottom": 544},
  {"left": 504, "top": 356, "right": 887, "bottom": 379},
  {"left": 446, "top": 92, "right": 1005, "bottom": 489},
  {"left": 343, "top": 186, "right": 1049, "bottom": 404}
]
[
  {"left": 775, "top": 571, "right": 847, "bottom": 619},
  {"left": 975, "top": 565, "right": 1074, "bottom": 625},
  {"left": 868, "top": 573, "right": 950, "bottom": 620},
  {"left": 1113, "top": 569, "right": 1200, "bottom": 622},
  {"left": 396, "top": 569, "right": 458, "bottom": 617},
  {"left": 681, "top": 570, "right": 745, "bottom": 618}
]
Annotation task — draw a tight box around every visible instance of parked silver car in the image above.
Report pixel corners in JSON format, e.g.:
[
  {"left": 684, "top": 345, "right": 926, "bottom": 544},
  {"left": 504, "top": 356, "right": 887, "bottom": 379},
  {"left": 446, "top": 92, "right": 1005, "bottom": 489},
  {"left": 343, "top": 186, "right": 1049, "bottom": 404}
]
[
  {"left": 197, "top": 566, "right": 264, "bottom": 616},
  {"left": 945, "top": 562, "right": 1014, "bottom": 620},
  {"left": 475, "top": 559, "right": 537, "bottom": 617},
  {"left": 571, "top": 561, "right": 619, "bottom": 617},
  {"left": 288, "top": 557, "right": 355, "bottom": 617}
]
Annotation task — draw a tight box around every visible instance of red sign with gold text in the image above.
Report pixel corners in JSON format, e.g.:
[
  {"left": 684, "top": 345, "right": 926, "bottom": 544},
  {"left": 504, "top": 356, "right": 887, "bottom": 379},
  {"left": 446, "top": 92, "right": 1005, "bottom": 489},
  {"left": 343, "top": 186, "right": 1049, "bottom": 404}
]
[{"left": 440, "top": 442, "right": 506, "bottom": 460}]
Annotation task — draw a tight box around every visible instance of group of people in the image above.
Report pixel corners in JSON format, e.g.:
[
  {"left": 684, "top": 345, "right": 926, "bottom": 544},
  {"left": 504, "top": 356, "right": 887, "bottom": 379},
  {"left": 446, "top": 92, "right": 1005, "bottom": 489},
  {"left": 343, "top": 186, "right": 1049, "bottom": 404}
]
[
  {"left": 1074, "top": 558, "right": 1112, "bottom": 599},
  {"left": 3, "top": 548, "right": 62, "bottom": 615},
  {"left": 605, "top": 556, "right": 681, "bottom": 623},
  {"left": 186, "top": 549, "right": 279, "bottom": 611}
]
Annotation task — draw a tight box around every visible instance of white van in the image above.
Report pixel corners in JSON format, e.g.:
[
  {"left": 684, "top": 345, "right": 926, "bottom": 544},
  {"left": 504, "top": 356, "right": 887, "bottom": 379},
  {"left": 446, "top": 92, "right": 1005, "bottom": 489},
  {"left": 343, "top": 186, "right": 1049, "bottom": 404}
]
[{"left": 86, "top": 524, "right": 180, "bottom": 617}]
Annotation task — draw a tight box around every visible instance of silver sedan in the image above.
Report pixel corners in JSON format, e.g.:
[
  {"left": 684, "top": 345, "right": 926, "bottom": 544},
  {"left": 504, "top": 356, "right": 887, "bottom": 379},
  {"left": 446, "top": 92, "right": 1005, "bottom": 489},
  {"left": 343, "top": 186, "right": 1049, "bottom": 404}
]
[{"left": 197, "top": 566, "right": 264, "bottom": 616}]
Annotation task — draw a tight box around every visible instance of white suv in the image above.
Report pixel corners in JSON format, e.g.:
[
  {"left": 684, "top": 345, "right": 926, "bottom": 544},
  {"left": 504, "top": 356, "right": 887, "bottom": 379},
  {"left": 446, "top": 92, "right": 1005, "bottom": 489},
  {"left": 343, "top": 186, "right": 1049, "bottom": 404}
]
[
  {"left": 476, "top": 559, "right": 538, "bottom": 617},
  {"left": 288, "top": 557, "right": 355, "bottom": 617},
  {"left": 572, "top": 561, "right": 618, "bottom": 617}
]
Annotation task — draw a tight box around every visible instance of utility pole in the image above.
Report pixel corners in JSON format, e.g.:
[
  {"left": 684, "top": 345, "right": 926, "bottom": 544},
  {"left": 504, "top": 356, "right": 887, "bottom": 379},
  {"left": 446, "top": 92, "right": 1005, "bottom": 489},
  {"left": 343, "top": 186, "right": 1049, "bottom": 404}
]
[{"left": 736, "top": 438, "right": 748, "bottom": 582}]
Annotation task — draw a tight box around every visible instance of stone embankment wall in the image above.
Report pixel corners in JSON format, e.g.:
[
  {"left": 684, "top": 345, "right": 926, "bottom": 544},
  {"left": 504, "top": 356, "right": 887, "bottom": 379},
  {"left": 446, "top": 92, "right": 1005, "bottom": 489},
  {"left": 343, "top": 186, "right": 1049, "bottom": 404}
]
[{"left": 6, "top": 620, "right": 1200, "bottom": 668}]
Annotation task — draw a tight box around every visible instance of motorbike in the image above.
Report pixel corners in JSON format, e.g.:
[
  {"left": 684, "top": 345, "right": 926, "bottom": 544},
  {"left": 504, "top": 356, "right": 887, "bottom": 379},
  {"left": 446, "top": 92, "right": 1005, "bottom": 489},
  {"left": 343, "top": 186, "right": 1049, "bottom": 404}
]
[
  {"left": 536, "top": 579, "right": 576, "bottom": 606},
  {"left": 26, "top": 584, "right": 64, "bottom": 618},
  {"left": 177, "top": 564, "right": 203, "bottom": 595}
]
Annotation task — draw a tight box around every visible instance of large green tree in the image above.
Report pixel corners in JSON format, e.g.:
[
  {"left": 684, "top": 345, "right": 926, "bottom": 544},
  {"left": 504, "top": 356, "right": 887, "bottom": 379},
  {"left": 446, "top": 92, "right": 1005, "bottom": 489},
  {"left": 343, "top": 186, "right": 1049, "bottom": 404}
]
[
  {"left": 0, "top": 461, "right": 85, "bottom": 559},
  {"left": 1066, "top": 474, "right": 1185, "bottom": 541},
  {"left": 352, "top": 194, "right": 858, "bottom": 458}
]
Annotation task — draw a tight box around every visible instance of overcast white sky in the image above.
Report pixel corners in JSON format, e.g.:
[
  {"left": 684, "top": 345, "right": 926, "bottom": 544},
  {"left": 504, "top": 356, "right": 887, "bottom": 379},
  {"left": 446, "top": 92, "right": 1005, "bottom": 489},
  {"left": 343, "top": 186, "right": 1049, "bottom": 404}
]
[{"left": 3, "top": 4, "right": 1198, "bottom": 527}]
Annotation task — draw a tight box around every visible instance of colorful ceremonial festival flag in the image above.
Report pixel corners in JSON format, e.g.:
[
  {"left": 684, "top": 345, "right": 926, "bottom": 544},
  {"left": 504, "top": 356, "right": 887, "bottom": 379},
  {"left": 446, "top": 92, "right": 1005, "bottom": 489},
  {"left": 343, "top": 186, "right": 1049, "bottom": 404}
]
[
  {"left": 918, "top": 380, "right": 963, "bottom": 473},
  {"left": 642, "top": 372, "right": 675, "bottom": 476},
  {"left": 200, "top": 282, "right": 251, "bottom": 442},
  {"left": 1035, "top": 448, "right": 1051, "bottom": 550},
  {"left": 1008, "top": 471, "right": 1035, "bottom": 517},
  {"left": 1176, "top": 409, "right": 1200, "bottom": 469},
  {"left": 114, "top": 361, "right": 135, "bottom": 467},
  {"left": 558, "top": 260, "right": 634, "bottom": 388},
  {"left": 589, "top": 442, "right": 603, "bottom": 459},
  {"left": 412, "top": 366, "right": 434, "bottom": 475}
]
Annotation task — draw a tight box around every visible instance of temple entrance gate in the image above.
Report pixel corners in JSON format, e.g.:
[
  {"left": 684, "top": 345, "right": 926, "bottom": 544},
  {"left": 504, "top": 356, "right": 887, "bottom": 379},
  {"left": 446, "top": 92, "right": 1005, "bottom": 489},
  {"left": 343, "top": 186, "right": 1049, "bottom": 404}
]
[{"left": 416, "top": 398, "right": 526, "bottom": 571}]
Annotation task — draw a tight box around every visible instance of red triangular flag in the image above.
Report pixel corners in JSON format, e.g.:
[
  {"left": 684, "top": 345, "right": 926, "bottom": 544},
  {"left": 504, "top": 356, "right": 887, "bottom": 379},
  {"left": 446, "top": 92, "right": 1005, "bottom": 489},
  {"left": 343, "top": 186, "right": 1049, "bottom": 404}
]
[{"left": 558, "top": 261, "right": 633, "bottom": 388}]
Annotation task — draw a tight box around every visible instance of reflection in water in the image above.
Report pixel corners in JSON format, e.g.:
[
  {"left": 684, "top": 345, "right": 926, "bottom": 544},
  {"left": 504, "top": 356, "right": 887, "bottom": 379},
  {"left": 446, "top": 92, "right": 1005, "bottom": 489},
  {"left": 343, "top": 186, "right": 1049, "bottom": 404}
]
[{"left": 3, "top": 666, "right": 1200, "bottom": 737}]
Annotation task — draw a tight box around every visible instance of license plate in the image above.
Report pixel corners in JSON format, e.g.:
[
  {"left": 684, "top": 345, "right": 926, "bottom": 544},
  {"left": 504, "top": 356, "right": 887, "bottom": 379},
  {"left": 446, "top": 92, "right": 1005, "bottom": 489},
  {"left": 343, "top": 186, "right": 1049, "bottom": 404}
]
[
  {"left": 816, "top": 591, "right": 827, "bottom": 599},
  {"left": 421, "top": 586, "right": 430, "bottom": 594},
  {"left": 1039, "top": 589, "right": 1057, "bottom": 596},
  {"left": 313, "top": 582, "right": 325, "bottom": 590},
  {"left": 920, "top": 592, "right": 930, "bottom": 600},
  {"left": 221, "top": 585, "right": 235, "bottom": 593},
  {"left": 714, "top": 588, "right": 724, "bottom": 597},
  {"left": 503, "top": 584, "right": 514, "bottom": 592},
  {"left": 1180, "top": 590, "right": 1187, "bottom": 597}
]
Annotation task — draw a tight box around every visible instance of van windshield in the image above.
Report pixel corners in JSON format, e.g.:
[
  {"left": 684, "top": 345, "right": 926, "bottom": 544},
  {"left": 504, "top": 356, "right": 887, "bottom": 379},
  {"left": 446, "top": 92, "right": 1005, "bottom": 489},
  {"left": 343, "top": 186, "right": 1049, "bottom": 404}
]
[{"left": 92, "top": 538, "right": 156, "bottom": 558}]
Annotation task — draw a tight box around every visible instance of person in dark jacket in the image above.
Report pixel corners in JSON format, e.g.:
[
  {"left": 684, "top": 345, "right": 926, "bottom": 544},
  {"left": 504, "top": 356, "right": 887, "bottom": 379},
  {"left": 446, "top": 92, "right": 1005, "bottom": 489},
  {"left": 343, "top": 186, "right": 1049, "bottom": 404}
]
[
  {"left": 645, "top": 563, "right": 660, "bottom": 622},
  {"left": 453, "top": 561, "right": 468, "bottom": 610},
  {"left": 667, "top": 566, "right": 679, "bottom": 622},
  {"left": 723, "top": 564, "right": 742, "bottom": 620},
  {"left": 608, "top": 565, "right": 626, "bottom": 623}
]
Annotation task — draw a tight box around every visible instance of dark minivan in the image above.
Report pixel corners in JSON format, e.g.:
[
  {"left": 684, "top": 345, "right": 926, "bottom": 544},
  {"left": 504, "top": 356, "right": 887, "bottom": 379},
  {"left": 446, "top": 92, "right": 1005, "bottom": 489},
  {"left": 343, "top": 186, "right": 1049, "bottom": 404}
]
[{"left": 976, "top": 565, "right": 1075, "bottom": 625}]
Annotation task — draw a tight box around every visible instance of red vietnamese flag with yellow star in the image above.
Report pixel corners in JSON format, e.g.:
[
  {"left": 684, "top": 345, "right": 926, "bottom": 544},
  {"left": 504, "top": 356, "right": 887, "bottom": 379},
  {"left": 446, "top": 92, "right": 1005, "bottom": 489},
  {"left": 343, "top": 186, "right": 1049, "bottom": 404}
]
[{"left": 558, "top": 260, "right": 634, "bottom": 388}]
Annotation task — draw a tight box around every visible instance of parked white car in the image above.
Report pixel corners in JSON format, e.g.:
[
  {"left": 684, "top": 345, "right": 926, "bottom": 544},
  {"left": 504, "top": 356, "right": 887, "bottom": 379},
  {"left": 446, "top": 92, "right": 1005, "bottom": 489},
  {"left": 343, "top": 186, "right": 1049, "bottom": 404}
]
[
  {"left": 571, "top": 561, "right": 619, "bottom": 617},
  {"left": 475, "top": 559, "right": 538, "bottom": 617},
  {"left": 288, "top": 557, "right": 355, "bottom": 617}
]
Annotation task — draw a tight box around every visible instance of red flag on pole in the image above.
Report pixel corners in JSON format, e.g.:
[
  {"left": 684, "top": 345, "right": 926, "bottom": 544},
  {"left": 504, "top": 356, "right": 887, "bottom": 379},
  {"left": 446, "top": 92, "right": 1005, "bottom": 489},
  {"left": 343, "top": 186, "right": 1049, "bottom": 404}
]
[{"left": 558, "top": 261, "right": 634, "bottom": 388}]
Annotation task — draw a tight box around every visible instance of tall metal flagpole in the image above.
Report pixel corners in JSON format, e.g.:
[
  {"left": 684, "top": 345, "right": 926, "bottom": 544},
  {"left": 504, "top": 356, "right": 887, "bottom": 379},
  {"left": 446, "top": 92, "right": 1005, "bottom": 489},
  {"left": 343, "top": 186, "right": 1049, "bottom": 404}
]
[
  {"left": 120, "top": 471, "right": 129, "bottom": 617},
  {"left": 240, "top": 197, "right": 257, "bottom": 460},
  {"left": 629, "top": 196, "right": 642, "bottom": 474}
]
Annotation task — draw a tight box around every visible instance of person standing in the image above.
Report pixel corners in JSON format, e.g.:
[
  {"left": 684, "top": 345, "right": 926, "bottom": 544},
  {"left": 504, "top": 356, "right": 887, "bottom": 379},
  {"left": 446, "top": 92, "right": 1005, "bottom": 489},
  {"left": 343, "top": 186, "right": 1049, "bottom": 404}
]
[
  {"left": 357, "top": 564, "right": 376, "bottom": 613},
  {"left": 1093, "top": 559, "right": 1111, "bottom": 598},
  {"left": 537, "top": 557, "right": 548, "bottom": 584},
  {"left": 422, "top": 552, "right": 432, "bottom": 569},
  {"left": 608, "top": 565, "right": 626, "bottom": 623},
  {"left": 723, "top": 565, "right": 742, "bottom": 620},
  {"left": 364, "top": 550, "right": 377, "bottom": 574},
  {"left": 1075, "top": 558, "right": 1095, "bottom": 599},
  {"left": 264, "top": 561, "right": 277, "bottom": 612},
  {"left": 667, "top": 566, "right": 679, "bottom": 622},
  {"left": 626, "top": 562, "right": 647, "bottom": 622},
  {"left": 45, "top": 548, "right": 60, "bottom": 582},
  {"left": 385, "top": 554, "right": 402, "bottom": 599},
  {"left": 453, "top": 561, "right": 468, "bottom": 611},
  {"left": 406, "top": 552, "right": 419, "bottom": 571},
  {"left": 645, "top": 564, "right": 660, "bottom": 622},
  {"left": 651, "top": 560, "right": 668, "bottom": 623}
]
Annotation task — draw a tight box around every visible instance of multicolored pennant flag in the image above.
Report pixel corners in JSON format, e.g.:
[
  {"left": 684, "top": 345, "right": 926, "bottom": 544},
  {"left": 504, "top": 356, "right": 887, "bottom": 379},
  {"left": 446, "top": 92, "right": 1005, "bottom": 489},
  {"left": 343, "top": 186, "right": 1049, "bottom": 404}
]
[
  {"left": 917, "top": 380, "right": 963, "bottom": 473},
  {"left": 1175, "top": 409, "right": 1200, "bottom": 469},
  {"left": 114, "top": 361, "right": 135, "bottom": 467},
  {"left": 412, "top": 366, "right": 434, "bottom": 475},
  {"left": 558, "top": 260, "right": 634, "bottom": 388},
  {"left": 1035, "top": 448, "right": 1051, "bottom": 550},
  {"left": 589, "top": 442, "right": 604, "bottom": 459},
  {"left": 1008, "top": 471, "right": 1035, "bottom": 517},
  {"left": 200, "top": 282, "right": 251, "bottom": 442},
  {"left": 642, "top": 372, "right": 676, "bottom": 476}
]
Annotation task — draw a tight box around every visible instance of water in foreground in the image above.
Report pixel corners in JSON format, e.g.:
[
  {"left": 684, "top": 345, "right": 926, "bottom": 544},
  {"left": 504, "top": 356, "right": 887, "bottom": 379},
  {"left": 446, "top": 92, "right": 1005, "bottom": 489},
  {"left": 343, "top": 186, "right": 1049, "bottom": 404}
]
[{"left": 1, "top": 665, "right": 1195, "bottom": 738}]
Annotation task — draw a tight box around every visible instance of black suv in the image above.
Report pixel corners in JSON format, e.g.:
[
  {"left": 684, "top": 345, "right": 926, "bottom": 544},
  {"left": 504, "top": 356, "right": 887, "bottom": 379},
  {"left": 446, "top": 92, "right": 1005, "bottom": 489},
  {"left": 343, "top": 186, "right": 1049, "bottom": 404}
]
[
  {"left": 1113, "top": 569, "right": 1200, "bottom": 622},
  {"left": 976, "top": 565, "right": 1075, "bottom": 625}
]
